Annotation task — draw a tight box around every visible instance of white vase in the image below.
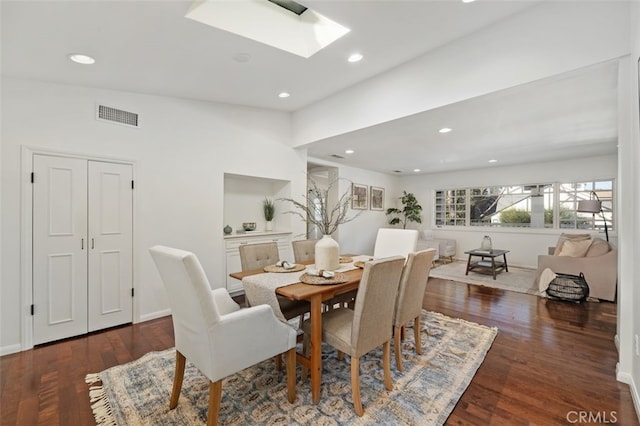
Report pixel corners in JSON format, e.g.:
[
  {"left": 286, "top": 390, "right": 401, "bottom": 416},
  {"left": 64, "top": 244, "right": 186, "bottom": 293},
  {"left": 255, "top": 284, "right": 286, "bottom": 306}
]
[
  {"left": 481, "top": 235, "right": 493, "bottom": 250},
  {"left": 315, "top": 234, "right": 340, "bottom": 271},
  {"left": 265, "top": 221, "right": 273, "bottom": 231}
]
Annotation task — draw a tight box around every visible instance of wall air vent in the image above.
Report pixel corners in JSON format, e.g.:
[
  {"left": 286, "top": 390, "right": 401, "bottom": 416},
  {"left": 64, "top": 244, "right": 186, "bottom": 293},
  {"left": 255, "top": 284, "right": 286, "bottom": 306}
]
[
  {"left": 96, "top": 104, "right": 139, "bottom": 128},
  {"left": 330, "top": 154, "right": 345, "bottom": 159}
]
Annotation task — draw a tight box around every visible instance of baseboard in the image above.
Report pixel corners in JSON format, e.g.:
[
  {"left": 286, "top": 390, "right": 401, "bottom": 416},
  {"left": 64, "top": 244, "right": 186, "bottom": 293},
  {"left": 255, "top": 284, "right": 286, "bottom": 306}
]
[
  {"left": 617, "top": 366, "right": 640, "bottom": 423},
  {"left": 0, "top": 343, "right": 23, "bottom": 356},
  {"left": 138, "top": 308, "right": 171, "bottom": 323}
]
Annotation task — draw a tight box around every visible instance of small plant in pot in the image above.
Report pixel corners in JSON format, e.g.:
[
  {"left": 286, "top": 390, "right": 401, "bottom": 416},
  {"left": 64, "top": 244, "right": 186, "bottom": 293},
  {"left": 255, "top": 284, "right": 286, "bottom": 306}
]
[
  {"left": 386, "top": 191, "right": 423, "bottom": 229},
  {"left": 263, "top": 198, "right": 275, "bottom": 231}
]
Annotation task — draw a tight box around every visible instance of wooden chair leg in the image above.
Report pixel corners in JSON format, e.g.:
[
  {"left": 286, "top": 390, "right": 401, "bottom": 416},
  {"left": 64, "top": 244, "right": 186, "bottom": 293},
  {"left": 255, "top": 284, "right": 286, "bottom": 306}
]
[
  {"left": 351, "top": 356, "right": 363, "bottom": 416},
  {"left": 207, "top": 380, "right": 222, "bottom": 426},
  {"left": 400, "top": 325, "right": 406, "bottom": 341},
  {"left": 286, "top": 348, "right": 297, "bottom": 403},
  {"left": 170, "top": 350, "right": 186, "bottom": 409},
  {"left": 413, "top": 316, "right": 422, "bottom": 355},
  {"left": 337, "top": 350, "right": 344, "bottom": 361},
  {"left": 383, "top": 341, "right": 393, "bottom": 391},
  {"left": 393, "top": 326, "right": 403, "bottom": 372},
  {"left": 301, "top": 332, "right": 309, "bottom": 382}
]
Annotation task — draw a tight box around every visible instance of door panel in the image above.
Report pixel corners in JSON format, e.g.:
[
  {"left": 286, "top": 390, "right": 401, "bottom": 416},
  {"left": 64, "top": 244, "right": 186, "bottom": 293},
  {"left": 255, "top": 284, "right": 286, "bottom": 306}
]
[
  {"left": 33, "top": 155, "right": 88, "bottom": 345},
  {"left": 87, "top": 161, "right": 133, "bottom": 331}
]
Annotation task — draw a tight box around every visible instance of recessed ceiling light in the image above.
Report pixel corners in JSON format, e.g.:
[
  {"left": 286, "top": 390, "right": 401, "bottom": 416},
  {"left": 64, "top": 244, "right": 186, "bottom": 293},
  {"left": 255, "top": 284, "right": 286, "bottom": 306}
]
[
  {"left": 413, "top": 168, "right": 421, "bottom": 172},
  {"left": 345, "top": 149, "right": 355, "bottom": 154},
  {"left": 68, "top": 53, "right": 95, "bottom": 65},
  {"left": 462, "top": 0, "right": 476, "bottom": 3},
  {"left": 488, "top": 159, "right": 498, "bottom": 163},
  {"left": 438, "top": 127, "right": 452, "bottom": 133},
  {"left": 348, "top": 53, "right": 363, "bottom": 63},
  {"left": 278, "top": 92, "right": 290, "bottom": 98}
]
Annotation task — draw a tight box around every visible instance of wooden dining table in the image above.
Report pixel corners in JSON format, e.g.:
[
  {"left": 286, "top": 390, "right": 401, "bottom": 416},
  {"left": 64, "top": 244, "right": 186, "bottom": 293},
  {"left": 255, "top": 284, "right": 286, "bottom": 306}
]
[{"left": 229, "top": 261, "right": 364, "bottom": 404}]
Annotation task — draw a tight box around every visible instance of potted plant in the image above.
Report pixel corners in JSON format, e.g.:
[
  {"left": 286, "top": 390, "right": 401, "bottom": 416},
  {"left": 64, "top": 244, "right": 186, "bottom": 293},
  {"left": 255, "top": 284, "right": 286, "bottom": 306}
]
[
  {"left": 281, "top": 178, "right": 360, "bottom": 270},
  {"left": 386, "top": 191, "right": 423, "bottom": 229},
  {"left": 263, "top": 197, "right": 275, "bottom": 231}
]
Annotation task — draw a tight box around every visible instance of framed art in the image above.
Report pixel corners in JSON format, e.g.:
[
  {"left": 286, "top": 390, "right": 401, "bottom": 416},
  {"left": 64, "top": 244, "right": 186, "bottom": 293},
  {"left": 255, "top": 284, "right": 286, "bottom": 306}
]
[
  {"left": 352, "top": 183, "right": 368, "bottom": 210},
  {"left": 370, "top": 186, "right": 385, "bottom": 210}
]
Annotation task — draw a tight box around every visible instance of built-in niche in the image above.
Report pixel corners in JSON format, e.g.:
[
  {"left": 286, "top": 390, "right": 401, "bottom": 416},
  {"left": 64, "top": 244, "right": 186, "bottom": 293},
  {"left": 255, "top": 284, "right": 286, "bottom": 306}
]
[{"left": 223, "top": 173, "right": 291, "bottom": 235}]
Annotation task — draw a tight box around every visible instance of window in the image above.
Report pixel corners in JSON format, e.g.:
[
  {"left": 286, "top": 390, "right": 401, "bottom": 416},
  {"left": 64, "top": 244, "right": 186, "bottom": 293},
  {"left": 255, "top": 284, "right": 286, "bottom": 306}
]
[{"left": 434, "top": 180, "right": 614, "bottom": 231}]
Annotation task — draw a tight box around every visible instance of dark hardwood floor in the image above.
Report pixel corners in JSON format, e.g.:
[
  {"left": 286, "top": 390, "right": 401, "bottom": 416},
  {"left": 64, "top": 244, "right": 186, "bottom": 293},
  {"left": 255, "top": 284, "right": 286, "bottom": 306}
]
[{"left": 1, "top": 278, "right": 637, "bottom": 425}]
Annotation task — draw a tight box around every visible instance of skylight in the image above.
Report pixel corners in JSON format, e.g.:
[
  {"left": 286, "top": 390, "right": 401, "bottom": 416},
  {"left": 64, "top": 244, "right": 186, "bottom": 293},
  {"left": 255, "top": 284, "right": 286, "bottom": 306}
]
[{"left": 185, "top": 0, "right": 350, "bottom": 58}]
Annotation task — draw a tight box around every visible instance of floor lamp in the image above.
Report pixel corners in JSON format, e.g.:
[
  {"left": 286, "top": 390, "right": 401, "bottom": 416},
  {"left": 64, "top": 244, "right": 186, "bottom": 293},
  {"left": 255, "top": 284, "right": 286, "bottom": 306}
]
[{"left": 576, "top": 192, "right": 609, "bottom": 242}]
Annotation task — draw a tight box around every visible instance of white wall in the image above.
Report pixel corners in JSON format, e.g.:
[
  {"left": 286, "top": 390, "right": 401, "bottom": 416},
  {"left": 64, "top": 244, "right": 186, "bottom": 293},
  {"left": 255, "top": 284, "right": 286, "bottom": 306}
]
[
  {"left": 617, "top": 1, "right": 640, "bottom": 417},
  {"left": 1, "top": 77, "right": 307, "bottom": 353},
  {"left": 292, "top": 1, "right": 630, "bottom": 146},
  {"left": 399, "top": 155, "right": 618, "bottom": 268},
  {"left": 307, "top": 157, "right": 400, "bottom": 256}
]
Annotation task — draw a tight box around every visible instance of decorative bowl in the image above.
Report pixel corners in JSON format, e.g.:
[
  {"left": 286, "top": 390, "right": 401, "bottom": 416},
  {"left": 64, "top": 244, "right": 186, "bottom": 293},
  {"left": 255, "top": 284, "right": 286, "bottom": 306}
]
[{"left": 242, "top": 222, "right": 256, "bottom": 231}]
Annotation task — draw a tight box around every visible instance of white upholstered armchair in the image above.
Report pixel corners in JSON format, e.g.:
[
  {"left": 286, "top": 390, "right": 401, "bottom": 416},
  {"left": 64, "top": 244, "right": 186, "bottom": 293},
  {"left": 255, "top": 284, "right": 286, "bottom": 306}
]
[{"left": 149, "top": 245, "right": 297, "bottom": 425}]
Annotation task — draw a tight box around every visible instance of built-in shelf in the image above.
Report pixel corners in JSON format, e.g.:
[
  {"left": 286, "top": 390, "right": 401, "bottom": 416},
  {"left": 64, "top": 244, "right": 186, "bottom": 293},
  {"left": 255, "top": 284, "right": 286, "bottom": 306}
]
[{"left": 223, "top": 230, "right": 292, "bottom": 240}]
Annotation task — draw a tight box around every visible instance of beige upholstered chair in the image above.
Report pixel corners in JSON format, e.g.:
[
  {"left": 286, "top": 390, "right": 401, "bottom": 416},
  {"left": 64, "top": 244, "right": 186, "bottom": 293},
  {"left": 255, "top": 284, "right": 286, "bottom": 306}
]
[
  {"left": 291, "top": 239, "right": 318, "bottom": 263},
  {"left": 303, "top": 256, "right": 405, "bottom": 416},
  {"left": 393, "top": 249, "right": 436, "bottom": 371},
  {"left": 373, "top": 228, "right": 419, "bottom": 260},
  {"left": 238, "top": 242, "right": 310, "bottom": 320},
  {"left": 149, "top": 246, "right": 297, "bottom": 425},
  {"left": 239, "top": 242, "right": 280, "bottom": 271}
]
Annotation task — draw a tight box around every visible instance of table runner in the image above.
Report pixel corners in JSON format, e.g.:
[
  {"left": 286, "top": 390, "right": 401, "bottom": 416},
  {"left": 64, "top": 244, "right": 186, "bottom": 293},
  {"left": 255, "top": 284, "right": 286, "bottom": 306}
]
[{"left": 242, "top": 255, "right": 371, "bottom": 321}]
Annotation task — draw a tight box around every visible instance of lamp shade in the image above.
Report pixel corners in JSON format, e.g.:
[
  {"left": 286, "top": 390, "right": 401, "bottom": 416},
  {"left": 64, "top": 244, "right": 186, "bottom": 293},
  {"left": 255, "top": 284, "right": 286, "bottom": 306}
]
[{"left": 577, "top": 199, "right": 602, "bottom": 213}]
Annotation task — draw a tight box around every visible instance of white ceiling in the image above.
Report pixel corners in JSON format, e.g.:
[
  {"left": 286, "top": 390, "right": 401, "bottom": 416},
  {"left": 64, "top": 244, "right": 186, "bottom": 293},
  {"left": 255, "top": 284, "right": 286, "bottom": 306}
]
[{"left": 1, "top": 0, "right": 619, "bottom": 175}]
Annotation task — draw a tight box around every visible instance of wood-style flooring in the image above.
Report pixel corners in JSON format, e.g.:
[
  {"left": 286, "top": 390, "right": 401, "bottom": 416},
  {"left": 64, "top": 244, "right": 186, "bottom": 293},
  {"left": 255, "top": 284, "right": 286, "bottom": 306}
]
[{"left": 1, "top": 278, "right": 638, "bottom": 425}]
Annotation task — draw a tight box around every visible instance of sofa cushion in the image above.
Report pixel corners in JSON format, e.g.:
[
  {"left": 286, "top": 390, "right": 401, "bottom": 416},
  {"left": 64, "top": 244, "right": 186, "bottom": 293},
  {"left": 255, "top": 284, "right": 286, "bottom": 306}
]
[
  {"left": 553, "top": 233, "right": 591, "bottom": 255},
  {"left": 557, "top": 239, "right": 592, "bottom": 257},
  {"left": 585, "top": 237, "right": 610, "bottom": 257}
]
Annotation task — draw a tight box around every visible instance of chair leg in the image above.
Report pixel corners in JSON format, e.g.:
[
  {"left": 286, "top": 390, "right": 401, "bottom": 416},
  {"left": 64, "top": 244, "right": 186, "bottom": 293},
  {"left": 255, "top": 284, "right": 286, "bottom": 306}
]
[
  {"left": 351, "top": 356, "right": 363, "bottom": 416},
  {"left": 383, "top": 341, "right": 393, "bottom": 391},
  {"left": 393, "top": 326, "right": 403, "bottom": 372},
  {"left": 170, "top": 350, "right": 186, "bottom": 409},
  {"left": 301, "top": 331, "right": 309, "bottom": 382},
  {"left": 286, "top": 348, "right": 297, "bottom": 403},
  {"left": 207, "top": 380, "right": 222, "bottom": 426},
  {"left": 337, "top": 350, "right": 344, "bottom": 361},
  {"left": 413, "top": 316, "right": 422, "bottom": 355}
]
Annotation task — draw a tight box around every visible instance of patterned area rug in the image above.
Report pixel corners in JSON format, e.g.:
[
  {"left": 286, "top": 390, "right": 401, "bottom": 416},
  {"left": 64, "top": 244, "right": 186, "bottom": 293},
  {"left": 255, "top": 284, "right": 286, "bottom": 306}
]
[
  {"left": 430, "top": 261, "right": 540, "bottom": 295},
  {"left": 86, "top": 311, "right": 497, "bottom": 425}
]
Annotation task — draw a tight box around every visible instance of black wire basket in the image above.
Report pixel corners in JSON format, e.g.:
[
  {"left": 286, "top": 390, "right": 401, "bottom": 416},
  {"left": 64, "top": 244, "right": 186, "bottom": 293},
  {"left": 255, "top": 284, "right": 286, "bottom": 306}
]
[{"left": 546, "top": 272, "right": 589, "bottom": 303}]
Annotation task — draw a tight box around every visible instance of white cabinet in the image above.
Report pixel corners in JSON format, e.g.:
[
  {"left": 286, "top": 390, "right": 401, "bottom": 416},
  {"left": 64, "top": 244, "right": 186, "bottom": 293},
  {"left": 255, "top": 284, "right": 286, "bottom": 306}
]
[{"left": 225, "top": 232, "right": 293, "bottom": 294}]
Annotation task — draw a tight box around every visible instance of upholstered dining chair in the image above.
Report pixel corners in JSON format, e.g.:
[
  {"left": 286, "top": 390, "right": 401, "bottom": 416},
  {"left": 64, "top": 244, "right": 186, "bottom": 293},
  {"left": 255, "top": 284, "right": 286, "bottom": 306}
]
[
  {"left": 291, "top": 239, "right": 318, "bottom": 263},
  {"left": 238, "top": 242, "right": 310, "bottom": 320},
  {"left": 238, "top": 242, "right": 280, "bottom": 271},
  {"left": 393, "top": 249, "right": 436, "bottom": 371},
  {"left": 149, "top": 245, "right": 297, "bottom": 425},
  {"left": 373, "top": 228, "right": 419, "bottom": 260},
  {"left": 302, "top": 256, "right": 405, "bottom": 416}
]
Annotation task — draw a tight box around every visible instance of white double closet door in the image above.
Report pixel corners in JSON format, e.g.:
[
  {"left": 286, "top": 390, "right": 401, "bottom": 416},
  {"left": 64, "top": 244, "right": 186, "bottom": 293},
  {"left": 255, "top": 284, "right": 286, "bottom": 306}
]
[{"left": 33, "top": 155, "right": 133, "bottom": 345}]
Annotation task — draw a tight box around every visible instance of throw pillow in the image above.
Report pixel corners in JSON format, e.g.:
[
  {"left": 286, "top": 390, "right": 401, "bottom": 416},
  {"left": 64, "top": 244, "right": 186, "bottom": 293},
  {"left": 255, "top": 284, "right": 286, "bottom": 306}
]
[
  {"left": 585, "top": 238, "right": 610, "bottom": 257},
  {"left": 553, "top": 233, "right": 591, "bottom": 256},
  {"left": 557, "top": 239, "right": 592, "bottom": 257}
]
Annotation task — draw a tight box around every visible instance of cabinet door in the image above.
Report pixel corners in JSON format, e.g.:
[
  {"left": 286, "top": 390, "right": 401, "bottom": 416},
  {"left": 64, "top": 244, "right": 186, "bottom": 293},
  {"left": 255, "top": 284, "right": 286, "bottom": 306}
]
[
  {"left": 226, "top": 248, "right": 243, "bottom": 294},
  {"left": 33, "top": 155, "right": 88, "bottom": 345},
  {"left": 87, "top": 161, "right": 133, "bottom": 331}
]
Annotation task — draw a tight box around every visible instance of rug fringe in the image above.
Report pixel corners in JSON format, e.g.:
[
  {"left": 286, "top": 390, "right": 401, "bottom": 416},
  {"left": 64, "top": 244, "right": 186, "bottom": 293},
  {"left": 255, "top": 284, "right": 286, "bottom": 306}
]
[{"left": 84, "top": 373, "right": 117, "bottom": 426}]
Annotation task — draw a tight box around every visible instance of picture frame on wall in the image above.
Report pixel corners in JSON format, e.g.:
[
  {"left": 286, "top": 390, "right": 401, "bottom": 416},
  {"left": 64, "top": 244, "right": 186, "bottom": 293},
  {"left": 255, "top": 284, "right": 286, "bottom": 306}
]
[
  {"left": 352, "top": 183, "right": 368, "bottom": 210},
  {"left": 370, "top": 186, "right": 385, "bottom": 210}
]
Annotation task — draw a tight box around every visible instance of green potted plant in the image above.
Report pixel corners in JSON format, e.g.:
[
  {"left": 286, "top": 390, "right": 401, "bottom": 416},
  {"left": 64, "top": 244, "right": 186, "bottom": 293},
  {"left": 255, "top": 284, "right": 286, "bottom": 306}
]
[
  {"left": 386, "top": 191, "right": 423, "bottom": 229},
  {"left": 263, "top": 197, "right": 275, "bottom": 231}
]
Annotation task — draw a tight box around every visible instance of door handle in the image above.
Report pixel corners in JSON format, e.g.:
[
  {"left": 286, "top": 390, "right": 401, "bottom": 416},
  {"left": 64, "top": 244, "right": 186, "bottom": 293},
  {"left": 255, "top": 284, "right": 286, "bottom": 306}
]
[
  {"left": 91, "top": 238, "right": 95, "bottom": 249},
  {"left": 81, "top": 238, "right": 84, "bottom": 250}
]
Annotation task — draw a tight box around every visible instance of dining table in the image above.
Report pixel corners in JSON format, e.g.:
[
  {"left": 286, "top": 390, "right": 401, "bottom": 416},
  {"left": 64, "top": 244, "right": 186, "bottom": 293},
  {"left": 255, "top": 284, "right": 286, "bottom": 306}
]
[{"left": 229, "top": 255, "right": 369, "bottom": 404}]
